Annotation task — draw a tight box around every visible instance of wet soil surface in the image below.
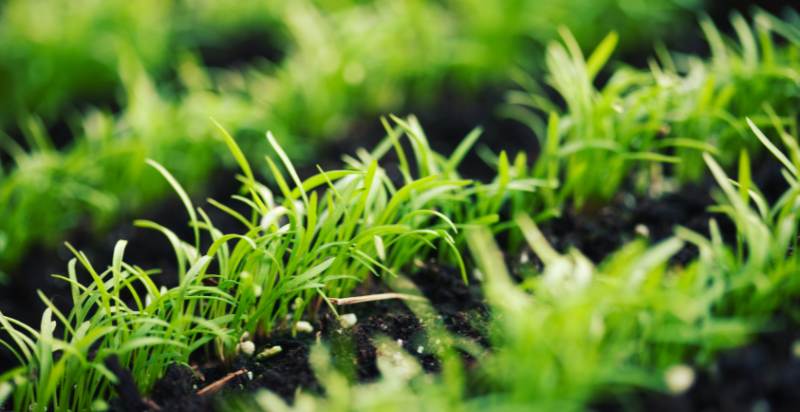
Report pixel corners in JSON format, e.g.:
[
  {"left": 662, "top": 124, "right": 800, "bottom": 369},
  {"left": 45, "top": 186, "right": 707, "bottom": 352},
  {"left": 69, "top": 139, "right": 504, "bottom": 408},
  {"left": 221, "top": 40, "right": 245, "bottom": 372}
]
[
  {"left": 138, "top": 335, "right": 319, "bottom": 412},
  {"left": 537, "top": 150, "right": 787, "bottom": 267},
  {"left": 410, "top": 263, "right": 489, "bottom": 346}
]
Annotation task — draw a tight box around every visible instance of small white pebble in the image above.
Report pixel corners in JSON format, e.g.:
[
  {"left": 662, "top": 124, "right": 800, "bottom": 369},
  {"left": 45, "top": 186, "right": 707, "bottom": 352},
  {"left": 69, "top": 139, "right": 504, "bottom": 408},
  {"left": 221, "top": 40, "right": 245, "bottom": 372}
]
[
  {"left": 417, "top": 346, "right": 424, "bottom": 354},
  {"left": 665, "top": 364, "right": 695, "bottom": 394},
  {"left": 246, "top": 371, "right": 254, "bottom": 381},
  {"left": 396, "top": 339, "right": 404, "bottom": 346},
  {"left": 296, "top": 321, "right": 314, "bottom": 333},
  {"left": 339, "top": 313, "right": 358, "bottom": 328},
  {"left": 520, "top": 251, "right": 530, "bottom": 264},
  {"left": 236, "top": 341, "right": 255, "bottom": 356},
  {"left": 635, "top": 224, "right": 650, "bottom": 238}
]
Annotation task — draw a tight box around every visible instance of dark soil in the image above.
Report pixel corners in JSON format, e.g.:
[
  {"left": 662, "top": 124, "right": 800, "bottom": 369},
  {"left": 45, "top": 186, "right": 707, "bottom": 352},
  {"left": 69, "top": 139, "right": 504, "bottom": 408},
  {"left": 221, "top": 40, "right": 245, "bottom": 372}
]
[
  {"left": 325, "top": 296, "right": 441, "bottom": 381},
  {"left": 137, "top": 336, "right": 319, "bottom": 412},
  {"left": 592, "top": 316, "right": 800, "bottom": 412},
  {"left": 191, "top": 26, "right": 285, "bottom": 71},
  {"left": 536, "top": 149, "right": 789, "bottom": 267},
  {"left": 539, "top": 182, "right": 730, "bottom": 266},
  {"left": 410, "top": 262, "right": 490, "bottom": 346}
]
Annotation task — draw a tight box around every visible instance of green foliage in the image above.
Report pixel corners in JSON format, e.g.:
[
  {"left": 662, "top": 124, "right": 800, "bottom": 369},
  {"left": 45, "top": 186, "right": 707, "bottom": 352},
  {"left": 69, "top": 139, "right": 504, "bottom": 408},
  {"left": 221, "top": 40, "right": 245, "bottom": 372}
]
[
  {"left": 466, "top": 119, "right": 800, "bottom": 410},
  {"left": 511, "top": 11, "right": 800, "bottom": 210},
  {"left": 0, "top": 0, "right": 284, "bottom": 125},
  {"left": 0, "top": 240, "right": 228, "bottom": 411},
  {"left": 0, "top": 119, "right": 498, "bottom": 410},
  {"left": 4, "top": 3, "right": 800, "bottom": 411},
  {"left": 220, "top": 119, "right": 800, "bottom": 412},
  {"left": 683, "top": 120, "right": 800, "bottom": 323},
  {"left": 0, "top": 57, "right": 256, "bottom": 274},
  {"left": 0, "top": 0, "right": 701, "bottom": 275},
  {"left": 4, "top": 116, "right": 800, "bottom": 410},
  {"left": 0, "top": 0, "right": 699, "bottom": 127}
]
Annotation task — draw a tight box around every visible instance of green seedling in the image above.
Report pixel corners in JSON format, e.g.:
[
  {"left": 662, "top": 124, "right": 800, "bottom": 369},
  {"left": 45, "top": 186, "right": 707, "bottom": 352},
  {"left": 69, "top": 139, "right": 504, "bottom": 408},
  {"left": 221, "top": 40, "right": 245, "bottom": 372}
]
[
  {"left": 509, "top": 11, "right": 800, "bottom": 211},
  {"left": 1, "top": 116, "right": 521, "bottom": 410}
]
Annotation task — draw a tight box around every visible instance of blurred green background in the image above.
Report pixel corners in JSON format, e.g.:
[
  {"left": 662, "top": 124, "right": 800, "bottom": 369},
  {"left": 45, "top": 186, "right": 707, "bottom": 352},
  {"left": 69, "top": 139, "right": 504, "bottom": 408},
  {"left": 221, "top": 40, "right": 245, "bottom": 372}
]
[{"left": 0, "top": 0, "right": 774, "bottom": 277}]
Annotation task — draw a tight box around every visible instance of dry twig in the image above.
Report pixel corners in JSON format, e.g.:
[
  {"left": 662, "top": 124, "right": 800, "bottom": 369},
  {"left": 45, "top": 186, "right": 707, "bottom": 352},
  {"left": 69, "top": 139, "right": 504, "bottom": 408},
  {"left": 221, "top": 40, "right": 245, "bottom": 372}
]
[
  {"left": 328, "top": 292, "right": 425, "bottom": 306},
  {"left": 196, "top": 369, "right": 247, "bottom": 396}
]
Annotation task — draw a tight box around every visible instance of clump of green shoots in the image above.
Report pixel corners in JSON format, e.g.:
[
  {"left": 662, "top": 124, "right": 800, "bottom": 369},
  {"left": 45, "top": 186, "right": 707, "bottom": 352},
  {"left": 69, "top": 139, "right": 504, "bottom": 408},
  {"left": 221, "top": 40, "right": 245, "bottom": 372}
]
[
  {"left": 0, "top": 0, "right": 705, "bottom": 278},
  {"left": 1, "top": 116, "right": 525, "bottom": 410},
  {"left": 0, "top": 0, "right": 286, "bottom": 126},
  {"left": 0, "top": 55, "right": 257, "bottom": 276},
  {"left": 509, "top": 11, "right": 800, "bottom": 212},
  {"left": 680, "top": 117, "right": 800, "bottom": 324},
  {"left": 228, "top": 118, "right": 800, "bottom": 411},
  {"left": 465, "top": 118, "right": 800, "bottom": 409}
]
